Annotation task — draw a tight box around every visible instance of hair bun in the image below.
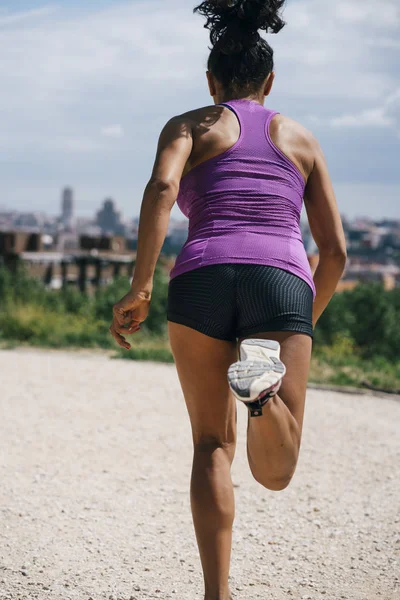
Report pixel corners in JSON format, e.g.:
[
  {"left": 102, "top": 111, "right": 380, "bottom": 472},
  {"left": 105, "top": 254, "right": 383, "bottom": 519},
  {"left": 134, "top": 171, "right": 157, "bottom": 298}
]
[{"left": 194, "top": 0, "right": 286, "bottom": 53}]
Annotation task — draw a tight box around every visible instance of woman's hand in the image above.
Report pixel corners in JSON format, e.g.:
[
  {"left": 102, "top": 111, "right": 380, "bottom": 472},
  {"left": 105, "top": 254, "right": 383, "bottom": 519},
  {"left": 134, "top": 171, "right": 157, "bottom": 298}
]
[{"left": 109, "top": 288, "right": 151, "bottom": 350}]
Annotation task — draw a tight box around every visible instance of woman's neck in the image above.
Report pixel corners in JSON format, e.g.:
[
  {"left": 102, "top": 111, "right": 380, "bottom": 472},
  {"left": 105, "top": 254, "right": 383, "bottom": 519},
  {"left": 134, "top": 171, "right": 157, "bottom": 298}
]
[{"left": 216, "top": 93, "right": 265, "bottom": 105}]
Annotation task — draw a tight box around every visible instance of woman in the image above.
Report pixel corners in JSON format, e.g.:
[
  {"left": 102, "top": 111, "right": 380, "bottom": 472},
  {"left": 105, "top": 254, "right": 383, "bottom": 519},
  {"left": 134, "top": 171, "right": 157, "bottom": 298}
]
[{"left": 110, "top": 1, "right": 347, "bottom": 598}]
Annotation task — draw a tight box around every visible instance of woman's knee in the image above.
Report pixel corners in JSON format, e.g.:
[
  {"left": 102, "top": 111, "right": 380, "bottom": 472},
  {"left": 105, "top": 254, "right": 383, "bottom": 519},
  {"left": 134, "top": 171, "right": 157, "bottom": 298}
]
[
  {"left": 193, "top": 435, "right": 237, "bottom": 463},
  {"left": 260, "top": 473, "right": 294, "bottom": 492},
  {"left": 194, "top": 435, "right": 236, "bottom": 453},
  {"left": 250, "top": 463, "right": 297, "bottom": 492}
]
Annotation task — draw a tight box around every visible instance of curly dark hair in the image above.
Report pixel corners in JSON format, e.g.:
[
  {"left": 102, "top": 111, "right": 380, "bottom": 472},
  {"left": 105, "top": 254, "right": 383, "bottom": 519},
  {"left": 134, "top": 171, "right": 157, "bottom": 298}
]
[{"left": 194, "top": 0, "right": 286, "bottom": 95}]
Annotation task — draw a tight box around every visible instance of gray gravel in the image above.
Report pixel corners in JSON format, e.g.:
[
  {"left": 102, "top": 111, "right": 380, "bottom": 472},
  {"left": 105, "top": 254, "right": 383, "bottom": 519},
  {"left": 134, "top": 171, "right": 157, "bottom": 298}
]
[{"left": 0, "top": 348, "right": 399, "bottom": 600}]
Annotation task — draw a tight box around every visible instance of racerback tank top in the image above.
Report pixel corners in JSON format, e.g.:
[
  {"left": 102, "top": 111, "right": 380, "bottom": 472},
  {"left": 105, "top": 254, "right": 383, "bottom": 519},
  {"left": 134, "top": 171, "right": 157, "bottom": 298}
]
[{"left": 170, "top": 98, "right": 316, "bottom": 298}]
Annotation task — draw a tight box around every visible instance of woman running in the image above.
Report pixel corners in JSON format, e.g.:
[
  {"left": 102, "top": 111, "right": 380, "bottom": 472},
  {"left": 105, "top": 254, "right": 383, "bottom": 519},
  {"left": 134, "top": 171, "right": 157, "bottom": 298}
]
[{"left": 110, "top": 1, "right": 347, "bottom": 598}]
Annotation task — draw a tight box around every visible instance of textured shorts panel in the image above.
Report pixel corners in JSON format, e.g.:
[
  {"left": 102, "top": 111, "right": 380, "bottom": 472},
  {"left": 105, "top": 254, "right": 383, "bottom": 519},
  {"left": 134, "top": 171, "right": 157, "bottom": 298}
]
[
  {"left": 235, "top": 264, "right": 314, "bottom": 338},
  {"left": 168, "top": 264, "right": 237, "bottom": 341},
  {"left": 167, "top": 264, "right": 314, "bottom": 341}
]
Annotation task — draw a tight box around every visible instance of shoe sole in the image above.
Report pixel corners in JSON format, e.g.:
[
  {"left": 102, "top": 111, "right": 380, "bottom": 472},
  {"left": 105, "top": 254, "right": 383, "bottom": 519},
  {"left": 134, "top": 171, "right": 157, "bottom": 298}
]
[
  {"left": 240, "top": 339, "right": 280, "bottom": 361},
  {"left": 228, "top": 340, "right": 286, "bottom": 403}
]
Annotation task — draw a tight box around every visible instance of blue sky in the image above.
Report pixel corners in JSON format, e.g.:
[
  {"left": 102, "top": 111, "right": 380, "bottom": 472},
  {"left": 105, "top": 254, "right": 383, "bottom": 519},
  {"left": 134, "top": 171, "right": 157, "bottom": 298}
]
[{"left": 0, "top": 0, "right": 399, "bottom": 220}]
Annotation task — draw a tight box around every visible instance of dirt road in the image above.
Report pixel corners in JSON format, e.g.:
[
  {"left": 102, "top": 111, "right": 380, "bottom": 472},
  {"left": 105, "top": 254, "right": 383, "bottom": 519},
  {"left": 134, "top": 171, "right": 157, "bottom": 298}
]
[{"left": 0, "top": 349, "right": 399, "bottom": 600}]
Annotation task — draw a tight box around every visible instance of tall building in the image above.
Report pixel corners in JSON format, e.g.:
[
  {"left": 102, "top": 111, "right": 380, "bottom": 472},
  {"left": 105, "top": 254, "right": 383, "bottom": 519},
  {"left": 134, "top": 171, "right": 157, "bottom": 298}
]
[
  {"left": 61, "top": 187, "right": 74, "bottom": 229},
  {"left": 96, "top": 198, "right": 125, "bottom": 235}
]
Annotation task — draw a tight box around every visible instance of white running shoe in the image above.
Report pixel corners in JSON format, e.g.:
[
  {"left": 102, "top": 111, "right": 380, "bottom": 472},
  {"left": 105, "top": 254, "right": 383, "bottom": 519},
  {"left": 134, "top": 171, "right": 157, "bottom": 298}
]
[{"left": 227, "top": 339, "right": 286, "bottom": 417}]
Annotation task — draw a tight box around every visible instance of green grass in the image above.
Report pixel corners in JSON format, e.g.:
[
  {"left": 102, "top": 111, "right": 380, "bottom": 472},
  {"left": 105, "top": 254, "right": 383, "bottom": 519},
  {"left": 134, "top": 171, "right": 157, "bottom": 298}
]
[
  {"left": 0, "top": 303, "right": 174, "bottom": 360},
  {"left": 0, "top": 304, "right": 115, "bottom": 349},
  {"left": 113, "top": 334, "right": 174, "bottom": 363},
  {"left": 309, "top": 357, "right": 400, "bottom": 392},
  {"left": 1, "top": 304, "right": 399, "bottom": 393},
  {"left": 310, "top": 335, "right": 400, "bottom": 393}
]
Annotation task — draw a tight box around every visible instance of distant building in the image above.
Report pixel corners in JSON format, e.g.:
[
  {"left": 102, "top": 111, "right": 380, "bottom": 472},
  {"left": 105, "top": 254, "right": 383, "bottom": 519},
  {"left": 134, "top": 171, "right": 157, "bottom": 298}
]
[
  {"left": 61, "top": 187, "right": 74, "bottom": 229},
  {"left": 340, "top": 260, "right": 400, "bottom": 291},
  {"left": 96, "top": 199, "right": 125, "bottom": 235},
  {"left": 13, "top": 212, "right": 43, "bottom": 230},
  {"left": 300, "top": 221, "right": 317, "bottom": 254},
  {"left": 56, "top": 232, "right": 79, "bottom": 252},
  {"left": 169, "top": 221, "right": 189, "bottom": 246},
  {"left": 0, "top": 230, "right": 134, "bottom": 291}
]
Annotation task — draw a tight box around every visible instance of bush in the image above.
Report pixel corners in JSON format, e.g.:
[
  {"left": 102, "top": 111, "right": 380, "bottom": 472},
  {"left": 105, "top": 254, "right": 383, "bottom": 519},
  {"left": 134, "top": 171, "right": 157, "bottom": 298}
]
[
  {"left": 141, "top": 266, "right": 169, "bottom": 336},
  {"left": 314, "top": 283, "right": 400, "bottom": 362},
  {"left": 0, "top": 264, "right": 399, "bottom": 390},
  {"left": 93, "top": 267, "right": 169, "bottom": 336},
  {"left": 313, "top": 292, "right": 355, "bottom": 345},
  {"left": 346, "top": 284, "right": 400, "bottom": 359},
  {"left": 0, "top": 263, "right": 170, "bottom": 349}
]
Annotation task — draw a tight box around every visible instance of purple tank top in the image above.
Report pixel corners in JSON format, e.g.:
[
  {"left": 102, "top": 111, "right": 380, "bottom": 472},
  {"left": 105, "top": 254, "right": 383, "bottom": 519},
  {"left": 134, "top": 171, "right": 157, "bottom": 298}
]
[{"left": 170, "top": 99, "right": 316, "bottom": 298}]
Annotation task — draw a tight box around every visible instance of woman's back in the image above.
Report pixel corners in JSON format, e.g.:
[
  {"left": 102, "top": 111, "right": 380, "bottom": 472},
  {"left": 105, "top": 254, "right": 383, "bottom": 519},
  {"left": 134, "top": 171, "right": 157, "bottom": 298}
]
[{"left": 171, "top": 98, "right": 316, "bottom": 296}]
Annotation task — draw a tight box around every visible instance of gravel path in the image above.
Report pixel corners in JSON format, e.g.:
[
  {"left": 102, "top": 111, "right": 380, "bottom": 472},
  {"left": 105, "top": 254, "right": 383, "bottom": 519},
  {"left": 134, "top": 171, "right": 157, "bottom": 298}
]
[{"left": 0, "top": 349, "right": 399, "bottom": 600}]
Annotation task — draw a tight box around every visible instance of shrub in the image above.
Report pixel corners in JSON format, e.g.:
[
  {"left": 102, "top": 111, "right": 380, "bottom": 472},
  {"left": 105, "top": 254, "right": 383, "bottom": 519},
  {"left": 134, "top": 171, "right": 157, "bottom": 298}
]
[
  {"left": 0, "top": 264, "right": 399, "bottom": 385},
  {"left": 314, "top": 283, "right": 400, "bottom": 362}
]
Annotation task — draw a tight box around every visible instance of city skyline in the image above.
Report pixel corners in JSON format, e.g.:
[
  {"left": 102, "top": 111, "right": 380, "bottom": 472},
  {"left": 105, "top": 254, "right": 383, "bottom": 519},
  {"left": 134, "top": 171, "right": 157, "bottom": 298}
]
[
  {"left": 1, "top": 185, "right": 399, "bottom": 297},
  {"left": 1, "top": 2, "right": 399, "bottom": 220},
  {"left": 1, "top": 187, "right": 399, "bottom": 235},
  {"left": 1, "top": 189, "right": 399, "bottom": 298},
  {"left": 0, "top": 185, "right": 400, "bottom": 221},
  {"left": 0, "top": 183, "right": 399, "bottom": 222}
]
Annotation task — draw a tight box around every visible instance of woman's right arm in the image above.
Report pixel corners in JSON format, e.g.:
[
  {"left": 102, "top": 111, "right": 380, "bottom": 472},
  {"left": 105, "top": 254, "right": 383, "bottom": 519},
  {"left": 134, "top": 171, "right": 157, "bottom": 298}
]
[{"left": 304, "top": 139, "right": 347, "bottom": 327}]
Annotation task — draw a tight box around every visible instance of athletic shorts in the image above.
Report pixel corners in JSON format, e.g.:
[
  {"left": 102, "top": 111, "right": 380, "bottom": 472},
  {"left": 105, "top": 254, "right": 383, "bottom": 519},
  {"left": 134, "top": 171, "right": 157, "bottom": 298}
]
[{"left": 167, "top": 264, "right": 314, "bottom": 341}]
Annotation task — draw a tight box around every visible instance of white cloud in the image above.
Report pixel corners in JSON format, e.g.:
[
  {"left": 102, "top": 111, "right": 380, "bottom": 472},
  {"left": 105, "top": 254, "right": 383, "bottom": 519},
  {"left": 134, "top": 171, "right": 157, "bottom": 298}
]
[
  {"left": 371, "top": 38, "right": 400, "bottom": 49},
  {"left": 0, "top": 0, "right": 399, "bottom": 217},
  {"left": 331, "top": 88, "right": 400, "bottom": 131},
  {"left": 274, "top": 0, "right": 399, "bottom": 104},
  {"left": 1, "top": 0, "right": 398, "bottom": 136},
  {"left": 385, "top": 89, "right": 400, "bottom": 119},
  {"left": 0, "top": 5, "right": 57, "bottom": 27},
  {"left": 101, "top": 125, "right": 124, "bottom": 139},
  {"left": 334, "top": 183, "right": 400, "bottom": 220},
  {"left": 63, "top": 138, "right": 103, "bottom": 153},
  {"left": 336, "top": 0, "right": 400, "bottom": 26},
  {"left": 0, "top": 2, "right": 206, "bottom": 145},
  {"left": 331, "top": 109, "right": 394, "bottom": 128}
]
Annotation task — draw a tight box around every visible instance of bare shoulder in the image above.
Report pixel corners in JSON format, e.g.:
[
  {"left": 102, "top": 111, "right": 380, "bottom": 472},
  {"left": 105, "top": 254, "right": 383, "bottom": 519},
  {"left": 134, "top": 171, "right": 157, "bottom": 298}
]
[
  {"left": 175, "top": 104, "right": 227, "bottom": 133},
  {"left": 159, "top": 106, "right": 225, "bottom": 145},
  {"left": 270, "top": 114, "right": 318, "bottom": 152},
  {"left": 157, "top": 111, "right": 198, "bottom": 147},
  {"left": 161, "top": 112, "right": 193, "bottom": 133},
  {"left": 269, "top": 114, "right": 319, "bottom": 181}
]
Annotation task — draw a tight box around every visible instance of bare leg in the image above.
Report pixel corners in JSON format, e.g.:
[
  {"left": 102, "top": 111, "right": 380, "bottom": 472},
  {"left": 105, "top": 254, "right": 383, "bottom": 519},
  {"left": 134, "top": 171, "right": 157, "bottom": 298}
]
[
  {"left": 240, "top": 331, "right": 312, "bottom": 491},
  {"left": 169, "top": 322, "right": 238, "bottom": 600}
]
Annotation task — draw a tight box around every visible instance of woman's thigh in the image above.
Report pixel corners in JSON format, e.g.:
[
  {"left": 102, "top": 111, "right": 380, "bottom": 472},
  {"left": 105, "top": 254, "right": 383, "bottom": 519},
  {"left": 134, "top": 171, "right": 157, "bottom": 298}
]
[
  {"left": 239, "top": 331, "right": 313, "bottom": 432},
  {"left": 169, "top": 322, "right": 238, "bottom": 448}
]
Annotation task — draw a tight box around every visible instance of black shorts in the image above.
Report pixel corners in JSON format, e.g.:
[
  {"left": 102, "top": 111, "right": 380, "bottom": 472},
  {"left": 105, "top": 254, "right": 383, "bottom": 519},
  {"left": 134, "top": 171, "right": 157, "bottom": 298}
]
[{"left": 167, "top": 264, "right": 314, "bottom": 342}]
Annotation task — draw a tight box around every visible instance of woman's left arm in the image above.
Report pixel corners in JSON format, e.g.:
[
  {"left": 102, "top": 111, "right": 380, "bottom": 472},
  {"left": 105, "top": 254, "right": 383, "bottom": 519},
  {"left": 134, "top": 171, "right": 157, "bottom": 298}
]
[{"left": 110, "top": 116, "right": 193, "bottom": 349}]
